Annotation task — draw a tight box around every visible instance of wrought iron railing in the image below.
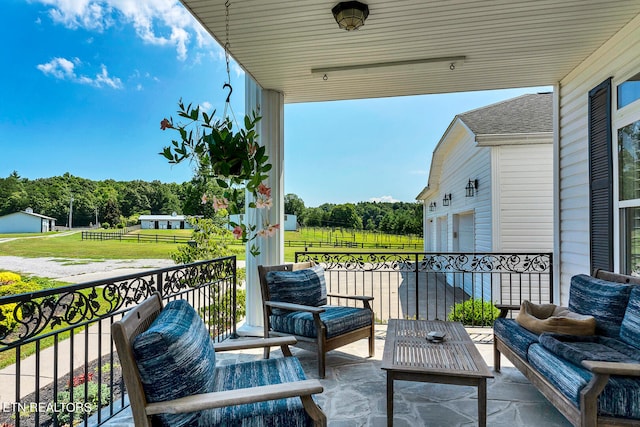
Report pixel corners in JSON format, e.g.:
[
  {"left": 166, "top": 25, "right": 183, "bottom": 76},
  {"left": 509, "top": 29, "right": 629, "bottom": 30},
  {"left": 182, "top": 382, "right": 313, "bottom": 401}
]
[
  {"left": 295, "top": 252, "right": 553, "bottom": 324},
  {"left": 0, "top": 257, "right": 238, "bottom": 427}
]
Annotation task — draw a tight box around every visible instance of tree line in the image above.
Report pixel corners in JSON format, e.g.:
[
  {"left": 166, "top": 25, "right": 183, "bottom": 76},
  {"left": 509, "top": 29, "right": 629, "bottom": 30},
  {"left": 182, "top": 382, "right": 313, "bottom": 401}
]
[
  {"left": 286, "top": 195, "right": 422, "bottom": 235},
  {"left": 0, "top": 172, "right": 422, "bottom": 235}
]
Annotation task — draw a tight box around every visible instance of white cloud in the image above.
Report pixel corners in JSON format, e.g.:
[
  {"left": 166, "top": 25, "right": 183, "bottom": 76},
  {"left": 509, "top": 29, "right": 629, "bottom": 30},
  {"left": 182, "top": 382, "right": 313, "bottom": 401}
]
[
  {"left": 37, "top": 57, "right": 77, "bottom": 79},
  {"left": 231, "top": 62, "right": 245, "bottom": 78},
  {"left": 92, "top": 64, "right": 123, "bottom": 88},
  {"left": 40, "top": 0, "right": 114, "bottom": 31},
  {"left": 37, "top": 57, "right": 123, "bottom": 89},
  {"left": 200, "top": 101, "right": 213, "bottom": 111},
  {"left": 35, "top": 0, "right": 216, "bottom": 61},
  {"left": 369, "top": 196, "right": 400, "bottom": 203}
]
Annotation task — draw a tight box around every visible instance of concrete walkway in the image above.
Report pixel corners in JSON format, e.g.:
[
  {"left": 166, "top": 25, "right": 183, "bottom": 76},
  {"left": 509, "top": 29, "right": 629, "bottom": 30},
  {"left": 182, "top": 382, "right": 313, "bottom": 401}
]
[{"left": 102, "top": 326, "right": 572, "bottom": 427}]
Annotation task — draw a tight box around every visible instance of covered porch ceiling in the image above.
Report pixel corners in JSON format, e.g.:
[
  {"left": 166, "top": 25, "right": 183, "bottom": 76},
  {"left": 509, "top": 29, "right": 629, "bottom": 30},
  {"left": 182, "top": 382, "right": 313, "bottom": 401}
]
[{"left": 182, "top": 0, "right": 640, "bottom": 103}]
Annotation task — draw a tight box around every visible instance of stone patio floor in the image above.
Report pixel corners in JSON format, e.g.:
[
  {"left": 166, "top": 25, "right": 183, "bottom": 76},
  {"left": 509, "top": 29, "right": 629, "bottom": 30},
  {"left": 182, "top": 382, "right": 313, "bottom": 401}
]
[{"left": 101, "top": 326, "right": 572, "bottom": 427}]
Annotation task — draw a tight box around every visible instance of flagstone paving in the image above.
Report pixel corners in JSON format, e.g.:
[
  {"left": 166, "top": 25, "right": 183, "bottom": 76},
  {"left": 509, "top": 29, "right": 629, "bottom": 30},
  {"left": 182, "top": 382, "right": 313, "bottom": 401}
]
[{"left": 101, "top": 326, "right": 572, "bottom": 427}]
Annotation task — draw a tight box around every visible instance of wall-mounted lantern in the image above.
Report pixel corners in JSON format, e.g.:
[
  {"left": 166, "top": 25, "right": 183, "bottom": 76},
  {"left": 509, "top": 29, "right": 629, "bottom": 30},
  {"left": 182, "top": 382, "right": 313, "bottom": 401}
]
[
  {"left": 429, "top": 201, "right": 436, "bottom": 212},
  {"left": 465, "top": 179, "right": 479, "bottom": 197},
  {"left": 442, "top": 193, "right": 452, "bottom": 206}
]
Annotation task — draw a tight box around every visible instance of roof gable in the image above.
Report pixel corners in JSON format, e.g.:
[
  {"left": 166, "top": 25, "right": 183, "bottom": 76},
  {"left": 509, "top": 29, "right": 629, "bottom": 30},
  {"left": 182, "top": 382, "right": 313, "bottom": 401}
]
[
  {"left": 417, "top": 93, "right": 553, "bottom": 200},
  {"left": 0, "top": 211, "right": 56, "bottom": 221},
  {"left": 457, "top": 93, "right": 553, "bottom": 135}
]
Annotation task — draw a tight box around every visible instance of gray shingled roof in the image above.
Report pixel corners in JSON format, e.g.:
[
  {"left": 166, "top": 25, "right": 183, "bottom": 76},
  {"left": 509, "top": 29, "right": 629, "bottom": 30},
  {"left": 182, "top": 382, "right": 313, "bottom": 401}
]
[{"left": 457, "top": 92, "right": 553, "bottom": 135}]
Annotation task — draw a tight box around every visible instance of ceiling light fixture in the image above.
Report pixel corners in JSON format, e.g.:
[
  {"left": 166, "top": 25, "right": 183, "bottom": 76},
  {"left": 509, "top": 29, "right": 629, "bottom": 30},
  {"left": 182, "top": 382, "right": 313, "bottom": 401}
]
[
  {"left": 311, "top": 56, "right": 466, "bottom": 79},
  {"left": 332, "top": 1, "right": 369, "bottom": 31}
]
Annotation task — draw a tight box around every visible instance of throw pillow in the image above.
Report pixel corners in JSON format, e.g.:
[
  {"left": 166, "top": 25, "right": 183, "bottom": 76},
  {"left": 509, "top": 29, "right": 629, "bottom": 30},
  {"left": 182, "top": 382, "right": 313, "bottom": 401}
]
[
  {"left": 516, "top": 300, "right": 596, "bottom": 335},
  {"left": 265, "top": 265, "right": 327, "bottom": 315},
  {"left": 620, "top": 286, "right": 640, "bottom": 349},
  {"left": 568, "top": 274, "right": 633, "bottom": 337}
]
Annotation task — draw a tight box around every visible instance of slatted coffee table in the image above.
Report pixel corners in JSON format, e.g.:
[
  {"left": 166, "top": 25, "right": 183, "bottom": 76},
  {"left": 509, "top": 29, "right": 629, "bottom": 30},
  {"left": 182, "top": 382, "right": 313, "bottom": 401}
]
[{"left": 381, "top": 319, "right": 493, "bottom": 427}]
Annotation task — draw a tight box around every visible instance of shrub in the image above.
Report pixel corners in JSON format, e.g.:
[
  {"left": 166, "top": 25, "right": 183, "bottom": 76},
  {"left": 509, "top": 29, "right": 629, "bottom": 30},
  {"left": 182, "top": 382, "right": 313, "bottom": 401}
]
[
  {"left": 69, "top": 372, "right": 95, "bottom": 387},
  {"left": 200, "top": 288, "right": 246, "bottom": 337},
  {"left": 0, "top": 280, "right": 45, "bottom": 335},
  {"left": 102, "top": 222, "right": 110, "bottom": 229},
  {"left": 0, "top": 280, "right": 43, "bottom": 297},
  {"left": 447, "top": 298, "right": 500, "bottom": 326},
  {"left": 0, "top": 272, "right": 21, "bottom": 285},
  {"left": 50, "top": 381, "right": 110, "bottom": 426},
  {"left": 0, "top": 303, "right": 18, "bottom": 333}
]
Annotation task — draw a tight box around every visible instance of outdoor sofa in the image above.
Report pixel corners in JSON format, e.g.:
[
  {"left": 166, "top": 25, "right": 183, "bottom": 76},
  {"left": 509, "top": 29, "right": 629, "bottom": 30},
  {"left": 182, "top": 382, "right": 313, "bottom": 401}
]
[{"left": 494, "top": 270, "right": 640, "bottom": 427}]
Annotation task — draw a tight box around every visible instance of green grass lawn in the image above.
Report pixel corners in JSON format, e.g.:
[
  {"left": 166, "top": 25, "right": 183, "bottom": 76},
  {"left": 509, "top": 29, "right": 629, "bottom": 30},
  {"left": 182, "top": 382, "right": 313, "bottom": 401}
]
[
  {"left": 0, "top": 228, "right": 422, "bottom": 262},
  {"left": 0, "top": 233, "right": 183, "bottom": 259},
  {"left": 0, "top": 231, "right": 59, "bottom": 238}
]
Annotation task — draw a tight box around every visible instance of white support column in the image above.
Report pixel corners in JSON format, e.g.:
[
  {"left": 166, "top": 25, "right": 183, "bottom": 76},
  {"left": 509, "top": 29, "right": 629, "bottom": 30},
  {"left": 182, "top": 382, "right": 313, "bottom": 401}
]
[{"left": 238, "top": 77, "right": 285, "bottom": 336}]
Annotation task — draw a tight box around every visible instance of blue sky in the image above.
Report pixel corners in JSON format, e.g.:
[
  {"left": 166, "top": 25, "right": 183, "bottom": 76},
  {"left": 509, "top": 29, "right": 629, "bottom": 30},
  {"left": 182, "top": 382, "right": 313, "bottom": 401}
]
[{"left": 1, "top": 1, "right": 551, "bottom": 208}]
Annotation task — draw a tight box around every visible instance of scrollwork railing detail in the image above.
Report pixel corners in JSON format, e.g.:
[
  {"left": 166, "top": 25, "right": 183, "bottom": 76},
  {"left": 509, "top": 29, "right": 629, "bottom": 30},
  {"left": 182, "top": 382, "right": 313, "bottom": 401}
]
[
  {"left": 0, "top": 257, "right": 236, "bottom": 348},
  {"left": 296, "top": 252, "right": 551, "bottom": 274}
]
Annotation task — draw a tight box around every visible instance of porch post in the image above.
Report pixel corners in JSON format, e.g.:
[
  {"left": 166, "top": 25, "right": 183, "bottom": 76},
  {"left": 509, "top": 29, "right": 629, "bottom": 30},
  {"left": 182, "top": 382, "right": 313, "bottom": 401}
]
[{"left": 238, "top": 77, "right": 285, "bottom": 336}]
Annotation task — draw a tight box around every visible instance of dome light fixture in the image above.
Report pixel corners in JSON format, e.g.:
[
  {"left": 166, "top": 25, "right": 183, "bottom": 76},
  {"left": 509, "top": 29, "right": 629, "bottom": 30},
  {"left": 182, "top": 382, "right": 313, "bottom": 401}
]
[{"left": 332, "top": 1, "right": 369, "bottom": 31}]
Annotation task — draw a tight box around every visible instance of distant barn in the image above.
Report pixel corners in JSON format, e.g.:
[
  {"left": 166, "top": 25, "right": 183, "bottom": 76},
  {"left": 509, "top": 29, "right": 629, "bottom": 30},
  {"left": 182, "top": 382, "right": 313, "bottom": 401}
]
[
  {"left": 0, "top": 208, "right": 57, "bottom": 233},
  {"left": 139, "top": 213, "right": 194, "bottom": 230}
]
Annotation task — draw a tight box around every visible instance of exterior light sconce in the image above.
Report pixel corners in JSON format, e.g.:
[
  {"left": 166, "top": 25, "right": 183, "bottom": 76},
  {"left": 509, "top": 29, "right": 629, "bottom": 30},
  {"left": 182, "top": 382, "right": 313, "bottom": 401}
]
[
  {"left": 429, "top": 202, "right": 436, "bottom": 212},
  {"left": 465, "top": 179, "right": 478, "bottom": 197},
  {"left": 332, "top": 1, "right": 370, "bottom": 31},
  {"left": 443, "top": 194, "right": 452, "bottom": 206}
]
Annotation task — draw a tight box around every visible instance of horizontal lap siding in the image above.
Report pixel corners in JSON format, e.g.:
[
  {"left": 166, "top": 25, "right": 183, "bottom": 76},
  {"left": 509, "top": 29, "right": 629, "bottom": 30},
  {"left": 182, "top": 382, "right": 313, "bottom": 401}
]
[
  {"left": 559, "top": 14, "right": 640, "bottom": 304},
  {"left": 424, "top": 124, "right": 492, "bottom": 253},
  {"left": 496, "top": 144, "right": 554, "bottom": 252}
]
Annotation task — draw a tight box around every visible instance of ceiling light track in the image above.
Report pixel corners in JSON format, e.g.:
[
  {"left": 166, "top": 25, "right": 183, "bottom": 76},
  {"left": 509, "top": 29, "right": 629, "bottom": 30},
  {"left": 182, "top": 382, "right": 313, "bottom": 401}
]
[{"left": 311, "top": 56, "right": 466, "bottom": 79}]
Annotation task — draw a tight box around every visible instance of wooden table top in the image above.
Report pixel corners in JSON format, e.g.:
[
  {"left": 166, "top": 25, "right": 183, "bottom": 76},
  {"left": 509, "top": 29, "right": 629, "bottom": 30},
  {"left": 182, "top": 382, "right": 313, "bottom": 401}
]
[{"left": 381, "top": 319, "right": 493, "bottom": 379}]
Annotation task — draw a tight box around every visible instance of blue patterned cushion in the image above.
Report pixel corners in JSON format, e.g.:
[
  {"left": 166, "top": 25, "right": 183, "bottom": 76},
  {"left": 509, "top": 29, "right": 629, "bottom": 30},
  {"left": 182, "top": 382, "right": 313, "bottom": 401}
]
[
  {"left": 568, "top": 274, "right": 633, "bottom": 337},
  {"left": 528, "top": 343, "right": 590, "bottom": 406},
  {"left": 270, "top": 306, "right": 372, "bottom": 338},
  {"left": 528, "top": 344, "right": 640, "bottom": 418},
  {"left": 266, "top": 265, "right": 327, "bottom": 315},
  {"left": 620, "top": 287, "right": 640, "bottom": 349},
  {"left": 539, "top": 333, "right": 640, "bottom": 365},
  {"left": 494, "top": 318, "right": 539, "bottom": 362},
  {"left": 199, "top": 357, "right": 313, "bottom": 426},
  {"left": 133, "top": 300, "right": 216, "bottom": 427}
]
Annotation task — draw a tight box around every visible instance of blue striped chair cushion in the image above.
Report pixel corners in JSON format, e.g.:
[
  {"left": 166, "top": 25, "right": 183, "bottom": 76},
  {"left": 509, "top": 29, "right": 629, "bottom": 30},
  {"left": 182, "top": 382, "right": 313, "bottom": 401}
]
[
  {"left": 199, "top": 357, "right": 314, "bottom": 426},
  {"left": 620, "top": 287, "right": 640, "bottom": 349},
  {"left": 133, "top": 300, "right": 216, "bottom": 427},
  {"left": 270, "top": 306, "right": 372, "bottom": 338},
  {"left": 568, "top": 274, "right": 633, "bottom": 338},
  {"left": 539, "top": 333, "right": 640, "bottom": 365},
  {"left": 528, "top": 343, "right": 640, "bottom": 419},
  {"left": 266, "top": 265, "right": 327, "bottom": 315},
  {"left": 494, "top": 318, "right": 539, "bottom": 362}
]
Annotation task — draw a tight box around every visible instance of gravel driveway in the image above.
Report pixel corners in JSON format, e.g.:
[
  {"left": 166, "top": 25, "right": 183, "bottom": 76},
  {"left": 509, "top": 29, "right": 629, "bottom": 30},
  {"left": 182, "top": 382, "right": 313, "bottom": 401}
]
[{"left": 0, "top": 256, "right": 175, "bottom": 283}]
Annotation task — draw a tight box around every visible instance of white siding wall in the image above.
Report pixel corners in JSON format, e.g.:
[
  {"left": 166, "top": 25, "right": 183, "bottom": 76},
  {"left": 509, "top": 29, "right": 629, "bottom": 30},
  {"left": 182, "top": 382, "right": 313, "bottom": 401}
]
[
  {"left": 0, "top": 213, "right": 42, "bottom": 233},
  {"left": 558, "top": 14, "right": 640, "bottom": 304},
  {"left": 422, "top": 123, "right": 493, "bottom": 253},
  {"left": 494, "top": 144, "right": 554, "bottom": 252},
  {"left": 422, "top": 123, "right": 492, "bottom": 298}
]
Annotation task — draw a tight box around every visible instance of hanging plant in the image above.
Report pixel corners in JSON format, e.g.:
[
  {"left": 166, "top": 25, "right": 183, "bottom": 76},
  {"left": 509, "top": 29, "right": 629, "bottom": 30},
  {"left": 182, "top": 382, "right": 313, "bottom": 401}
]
[{"left": 160, "top": 100, "right": 278, "bottom": 256}]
